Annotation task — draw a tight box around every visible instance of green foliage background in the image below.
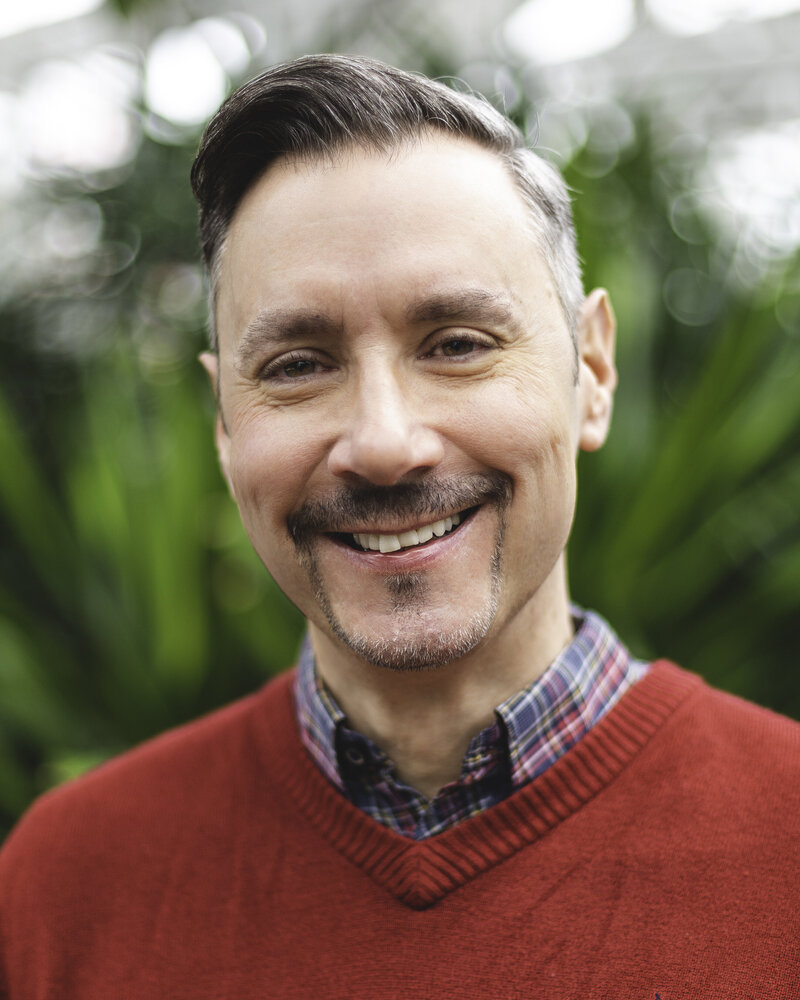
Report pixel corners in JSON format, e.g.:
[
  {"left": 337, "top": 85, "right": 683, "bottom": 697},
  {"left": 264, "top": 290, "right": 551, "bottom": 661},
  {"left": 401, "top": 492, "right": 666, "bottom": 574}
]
[{"left": 0, "top": 13, "right": 798, "bottom": 838}]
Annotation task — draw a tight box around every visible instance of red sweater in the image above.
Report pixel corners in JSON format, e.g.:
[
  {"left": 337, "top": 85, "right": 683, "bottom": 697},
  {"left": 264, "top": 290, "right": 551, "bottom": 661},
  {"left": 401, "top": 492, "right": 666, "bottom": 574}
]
[{"left": 1, "top": 663, "right": 799, "bottom": 998}]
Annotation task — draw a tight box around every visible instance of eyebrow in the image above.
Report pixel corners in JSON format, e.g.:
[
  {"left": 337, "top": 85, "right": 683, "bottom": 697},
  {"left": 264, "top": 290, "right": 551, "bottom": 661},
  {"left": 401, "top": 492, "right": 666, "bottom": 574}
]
[
  {"left": 404, "top": 288, "right": 523, "bottom": 332},
  {"left": 233, "top": 288, "right": 523, "bottom": 374},
  {"left": 234, "top": 310, "right": 342, "bottom": 375}
]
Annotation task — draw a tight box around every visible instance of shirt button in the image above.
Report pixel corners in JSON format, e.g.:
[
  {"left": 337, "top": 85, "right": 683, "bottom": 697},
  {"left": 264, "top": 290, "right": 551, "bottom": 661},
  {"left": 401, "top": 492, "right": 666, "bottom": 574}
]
[{"left": 345, "top": 747, "right": 365, "bottom": 766}]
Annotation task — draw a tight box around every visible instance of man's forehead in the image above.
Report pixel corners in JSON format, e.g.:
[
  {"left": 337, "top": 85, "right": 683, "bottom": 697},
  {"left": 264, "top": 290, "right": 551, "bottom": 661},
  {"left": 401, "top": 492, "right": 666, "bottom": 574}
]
[
  {"left": 214, "top": 133, "right": 558, "bottom": 354},
  {"left": 228, "top": 131, "right": 522, "bottom": 229},
  {"left": 220, "top": 139, "right": 537, "bottom": 290}
]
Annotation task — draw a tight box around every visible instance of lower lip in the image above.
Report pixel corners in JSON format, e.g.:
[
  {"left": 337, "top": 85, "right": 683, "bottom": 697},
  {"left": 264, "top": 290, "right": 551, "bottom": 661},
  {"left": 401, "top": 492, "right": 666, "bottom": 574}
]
[{"left": 321, "top": 509, "right": 482, "bottom": 573}]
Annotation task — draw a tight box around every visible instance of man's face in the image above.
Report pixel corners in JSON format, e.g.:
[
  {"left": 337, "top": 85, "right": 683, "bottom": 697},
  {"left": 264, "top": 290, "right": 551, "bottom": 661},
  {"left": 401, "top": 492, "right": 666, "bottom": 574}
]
[{"left": 209, "top": 135, "right": 612, "bottom": 671}]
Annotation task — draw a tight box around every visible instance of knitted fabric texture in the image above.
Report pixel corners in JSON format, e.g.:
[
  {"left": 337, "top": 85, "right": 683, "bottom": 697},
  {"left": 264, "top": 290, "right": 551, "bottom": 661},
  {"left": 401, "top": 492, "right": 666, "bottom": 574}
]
[{"left": 1, "top": 663, "right": 798, "bottom": 998}]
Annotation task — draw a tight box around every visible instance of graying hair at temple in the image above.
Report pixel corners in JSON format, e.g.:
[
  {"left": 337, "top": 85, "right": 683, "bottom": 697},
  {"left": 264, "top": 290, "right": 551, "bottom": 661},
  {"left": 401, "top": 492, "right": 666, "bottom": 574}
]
[{"left": 191, "top": 53, "right": 584, "bottom": 352}]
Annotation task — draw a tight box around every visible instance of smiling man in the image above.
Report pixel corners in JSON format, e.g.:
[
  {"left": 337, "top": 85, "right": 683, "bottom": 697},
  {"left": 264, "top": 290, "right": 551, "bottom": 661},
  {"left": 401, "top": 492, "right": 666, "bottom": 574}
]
[
  {"left": 1, "top": 55, "right": 798, "bottom": 998},
  {"left": 201, "top": 118, "right": 620, "bottom": 800}
]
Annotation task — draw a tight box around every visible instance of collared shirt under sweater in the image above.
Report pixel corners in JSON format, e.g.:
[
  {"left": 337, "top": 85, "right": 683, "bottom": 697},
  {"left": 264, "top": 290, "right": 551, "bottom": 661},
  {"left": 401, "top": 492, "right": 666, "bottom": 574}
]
[{"left": 294, "top": 607, "right": 649, "bottom": 839}]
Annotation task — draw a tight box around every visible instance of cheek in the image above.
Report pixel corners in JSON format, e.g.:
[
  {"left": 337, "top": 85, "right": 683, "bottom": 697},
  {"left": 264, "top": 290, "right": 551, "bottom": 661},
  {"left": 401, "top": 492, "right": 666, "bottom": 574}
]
[
  {"left": 503, "top": 421, "right": 577, "bottom": 586},
  {"left": 449, "top": 375, "right": 576, "bottom": 476},
  {"left": 226, "top": 428, "right": 317, "bottom": 594},
  {"left": 450, "top": 381, "right": 578, "bottom": 551},
  {"left": 509, "top": 427, "right": 577, "bottom": 545},
  {"left": 227, "top": 421, "right": 310, "bottom": 527}
]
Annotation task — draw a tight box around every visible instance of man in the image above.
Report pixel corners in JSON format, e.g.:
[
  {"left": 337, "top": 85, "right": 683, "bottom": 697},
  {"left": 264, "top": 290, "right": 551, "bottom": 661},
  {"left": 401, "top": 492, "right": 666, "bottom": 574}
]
[{"left": 0, "top": 55, "right": 798, "bottom": 998}]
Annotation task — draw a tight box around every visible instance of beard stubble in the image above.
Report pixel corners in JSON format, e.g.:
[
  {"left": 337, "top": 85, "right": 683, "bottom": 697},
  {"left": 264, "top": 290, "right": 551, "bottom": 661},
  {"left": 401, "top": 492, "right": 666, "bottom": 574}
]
[{"left": 288, "top": 473, "right": 511, "bottom": 671}]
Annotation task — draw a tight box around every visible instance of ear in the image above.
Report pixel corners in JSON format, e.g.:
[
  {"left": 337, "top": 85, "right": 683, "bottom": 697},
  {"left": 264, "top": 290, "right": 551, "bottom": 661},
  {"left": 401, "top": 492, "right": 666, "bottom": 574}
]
[
  {"left": 577, "top": 289, "right": 617, "bottom": 453},
  {"left": 199, "top": 351, "right": 234, "bottom": 497}
]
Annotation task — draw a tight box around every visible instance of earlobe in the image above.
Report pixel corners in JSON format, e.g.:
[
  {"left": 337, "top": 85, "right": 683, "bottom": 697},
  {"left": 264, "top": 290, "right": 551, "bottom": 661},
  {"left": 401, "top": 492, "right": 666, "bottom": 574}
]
[
  {"left": 199, "top": 351, "right": 235, "bottom": 497},
  {"left": 577, "top": 289, "right": 618, "bottom": 453}
]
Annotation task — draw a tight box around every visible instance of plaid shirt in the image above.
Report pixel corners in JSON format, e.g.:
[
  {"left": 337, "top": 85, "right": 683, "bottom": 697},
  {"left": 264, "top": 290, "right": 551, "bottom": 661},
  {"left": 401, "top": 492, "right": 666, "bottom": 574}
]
[{"left": 294, "top": 608, "right": 648, "bottom": 840}]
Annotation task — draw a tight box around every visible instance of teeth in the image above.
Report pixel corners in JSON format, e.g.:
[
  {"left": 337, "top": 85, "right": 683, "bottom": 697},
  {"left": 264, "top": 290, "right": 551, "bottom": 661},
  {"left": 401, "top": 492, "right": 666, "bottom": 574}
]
[{"left": 353, "top": 512, "right": 462, "bottom": 553}]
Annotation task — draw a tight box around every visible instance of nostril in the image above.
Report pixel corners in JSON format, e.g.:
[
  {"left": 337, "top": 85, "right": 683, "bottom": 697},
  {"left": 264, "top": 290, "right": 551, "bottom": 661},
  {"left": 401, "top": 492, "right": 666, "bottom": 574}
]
[{"left": 328, "top": 423, "right": 444, "bottom": 485}]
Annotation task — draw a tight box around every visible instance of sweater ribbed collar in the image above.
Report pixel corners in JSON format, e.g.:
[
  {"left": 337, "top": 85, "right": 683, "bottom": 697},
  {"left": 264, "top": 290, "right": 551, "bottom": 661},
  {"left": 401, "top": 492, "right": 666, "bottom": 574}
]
[
  {"left": 259, "top": 662, "right": 702, "bottom": 910},
  {"left": 294, "top": 608, "right": 649, "bottom": 839}
]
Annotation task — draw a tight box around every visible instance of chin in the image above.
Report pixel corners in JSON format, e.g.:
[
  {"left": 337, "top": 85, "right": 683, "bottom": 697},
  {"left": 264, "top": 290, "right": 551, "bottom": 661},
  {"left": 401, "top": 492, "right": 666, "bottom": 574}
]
[
  {"left": 329, "top": 616, "right": 496, "bottom": 672},
  {"left": 320, "top": 591, "right": 499, "bottom": 672}
]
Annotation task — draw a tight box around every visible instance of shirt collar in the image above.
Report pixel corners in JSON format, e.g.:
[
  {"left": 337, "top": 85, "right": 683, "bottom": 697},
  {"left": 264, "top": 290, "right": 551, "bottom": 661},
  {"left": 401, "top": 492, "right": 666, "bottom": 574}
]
[
  {"left": 294, "top": 635, "right": 346, "bottom": 790},
  {"left": 294, "top": 607, "right": 646, "bottom": 795},
  {"left": 496, "top": 606, "right": 647, "bottom": 787}
]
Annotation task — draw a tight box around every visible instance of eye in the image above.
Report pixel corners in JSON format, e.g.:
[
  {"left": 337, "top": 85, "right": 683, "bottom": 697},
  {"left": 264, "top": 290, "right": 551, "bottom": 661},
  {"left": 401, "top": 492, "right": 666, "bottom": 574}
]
[
  {"left": 439, "top": 339, "right": 478, "bottom": 357},
  {"left": 259, "top": 352, "right": 330, "bottom": 381},
  {"left": 425, "top": 332, "right": 494, "bottom": 361},
  {"left": 282, "top": 358, "right": 317, "bottom": 378}
]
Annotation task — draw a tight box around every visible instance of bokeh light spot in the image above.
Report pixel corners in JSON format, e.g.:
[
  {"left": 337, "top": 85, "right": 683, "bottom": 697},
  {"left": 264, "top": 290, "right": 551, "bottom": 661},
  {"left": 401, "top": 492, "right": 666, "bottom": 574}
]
[
  {"left": 145, "top": 25, "right": 231, "bottom": 127},
  {"left": 504, "top": 0, "right": 635, "bottom": 65}
]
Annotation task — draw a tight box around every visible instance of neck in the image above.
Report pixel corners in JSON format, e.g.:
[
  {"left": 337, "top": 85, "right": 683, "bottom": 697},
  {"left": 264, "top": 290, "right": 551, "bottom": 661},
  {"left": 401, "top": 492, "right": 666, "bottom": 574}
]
[{"left": 309, "top": 561, "right": 574, "bottom": 799}]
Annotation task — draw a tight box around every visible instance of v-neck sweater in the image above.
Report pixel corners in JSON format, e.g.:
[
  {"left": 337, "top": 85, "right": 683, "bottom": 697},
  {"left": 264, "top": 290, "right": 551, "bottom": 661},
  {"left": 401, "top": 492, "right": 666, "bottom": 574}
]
[{"left": 1, "top": 662, "right": 799, "bottom": 998}]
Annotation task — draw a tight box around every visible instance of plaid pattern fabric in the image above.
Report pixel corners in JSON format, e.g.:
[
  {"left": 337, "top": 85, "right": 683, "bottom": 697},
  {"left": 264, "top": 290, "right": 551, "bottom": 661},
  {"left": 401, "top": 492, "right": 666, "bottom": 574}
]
[{"left": 294, "top": 608, "right": 648, "bottom": 840}]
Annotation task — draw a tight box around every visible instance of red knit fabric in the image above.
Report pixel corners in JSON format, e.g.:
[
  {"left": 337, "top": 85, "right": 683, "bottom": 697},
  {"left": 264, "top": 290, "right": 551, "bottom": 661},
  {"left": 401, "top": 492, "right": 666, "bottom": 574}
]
[{"left": 1, "top": 662, "right": 799, "bottom": 998}]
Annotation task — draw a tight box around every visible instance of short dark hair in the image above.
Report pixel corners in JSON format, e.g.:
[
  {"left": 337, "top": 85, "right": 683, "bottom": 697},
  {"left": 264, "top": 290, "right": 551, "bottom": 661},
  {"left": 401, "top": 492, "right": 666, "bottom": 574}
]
[{"left": 191, "top": 54, "right": 583, "bottom": 350}]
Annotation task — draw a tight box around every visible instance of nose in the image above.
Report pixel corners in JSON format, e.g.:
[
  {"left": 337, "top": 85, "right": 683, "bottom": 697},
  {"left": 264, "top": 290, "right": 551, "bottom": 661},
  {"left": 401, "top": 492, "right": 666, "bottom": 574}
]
[{"left": 327, "top": 370, "right": 445, "bottom": 485}]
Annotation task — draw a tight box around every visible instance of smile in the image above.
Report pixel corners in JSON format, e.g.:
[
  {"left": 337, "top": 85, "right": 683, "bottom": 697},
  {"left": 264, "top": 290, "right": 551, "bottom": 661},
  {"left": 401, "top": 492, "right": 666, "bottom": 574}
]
[{"left": 342, "top": 508, "right": 475, "bottom": 553}]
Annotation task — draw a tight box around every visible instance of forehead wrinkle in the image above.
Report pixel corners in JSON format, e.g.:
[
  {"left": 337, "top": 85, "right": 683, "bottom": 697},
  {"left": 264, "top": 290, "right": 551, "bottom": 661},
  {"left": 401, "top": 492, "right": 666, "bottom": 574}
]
[{"left": 234, "top": 308, "right": 343, "bottom": 374}]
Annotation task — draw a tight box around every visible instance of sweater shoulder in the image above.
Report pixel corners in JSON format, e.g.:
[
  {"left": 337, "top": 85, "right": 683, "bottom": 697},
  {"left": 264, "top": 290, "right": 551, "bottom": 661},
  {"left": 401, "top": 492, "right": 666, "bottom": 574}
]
[
  {"left": 643, "top": 663, "right": 800, "bottom": 822},
  {"left": 681, "top": 670, "right": 800, "bottom": 764},
  {"left": 0, "top": 669, "right": 297, "bottom": 880}
]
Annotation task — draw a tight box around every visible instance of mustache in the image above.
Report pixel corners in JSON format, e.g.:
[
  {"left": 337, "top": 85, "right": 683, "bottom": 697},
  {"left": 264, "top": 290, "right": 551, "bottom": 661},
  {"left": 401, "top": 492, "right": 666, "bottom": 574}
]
[{"left": 287, "top": 472, "right": 512, "bottom": 544}]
